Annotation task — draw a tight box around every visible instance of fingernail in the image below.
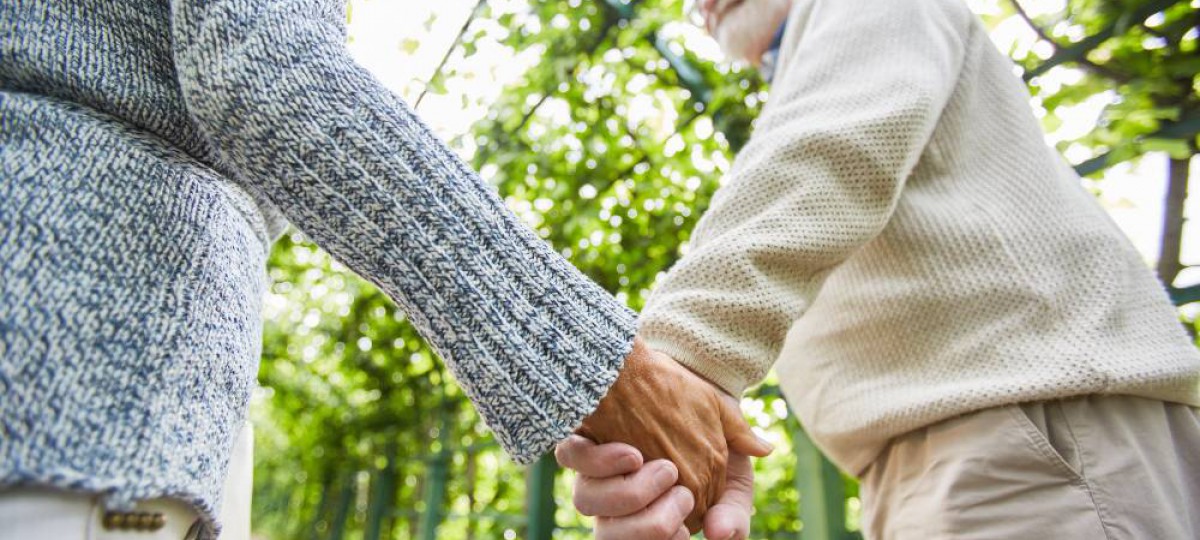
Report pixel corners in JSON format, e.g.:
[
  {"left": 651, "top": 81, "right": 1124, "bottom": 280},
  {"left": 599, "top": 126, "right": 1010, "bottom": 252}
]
[
  {"left": 654, "top": 461, "right": 677, "bottom": 487},
  {"left": 757, "top": 435, "right": 775, "bottom": 453},
  {"left": 671, "top": 486, "right": 694, "bottom": 513},
  {"left": 618, "top": 454, "right": 640, "bottom": 471}
]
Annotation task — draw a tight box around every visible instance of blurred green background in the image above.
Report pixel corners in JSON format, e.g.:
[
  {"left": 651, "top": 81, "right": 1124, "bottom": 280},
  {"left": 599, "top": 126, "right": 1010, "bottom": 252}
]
[{"left": 249, "top": 0, "right": 1200, "bottom": 538}]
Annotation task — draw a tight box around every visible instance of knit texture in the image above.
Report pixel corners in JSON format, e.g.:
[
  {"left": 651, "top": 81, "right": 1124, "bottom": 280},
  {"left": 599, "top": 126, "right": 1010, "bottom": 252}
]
[
  {"left": 0, "top": 0, "right": 635, "bottom": 536},
  {"left": 639, "top": 0, "right": 1200, "bottom": 475}
]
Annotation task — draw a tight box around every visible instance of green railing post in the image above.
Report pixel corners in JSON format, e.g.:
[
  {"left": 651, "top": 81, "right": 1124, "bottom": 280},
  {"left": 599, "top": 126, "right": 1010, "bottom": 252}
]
[
  {"left": 327, "top": 473, "right": 356, "bottom": 540},
  {"left": 364, "top": 440, "right": 399, "bottom": 540},
  {"left": 527, "top": 454, "right": 559, "bottom": 540},
  {"left": 309, "top": 467, "right": 348, "bottom": 540},
  {"left": 793, "top": 427, "right": 847, "bottom": 540},
  {"left": 418, "top": 451, "right": 450, "bottom": 540}
]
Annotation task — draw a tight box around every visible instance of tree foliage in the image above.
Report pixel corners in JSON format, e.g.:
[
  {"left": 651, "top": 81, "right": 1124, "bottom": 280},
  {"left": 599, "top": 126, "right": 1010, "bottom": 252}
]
[{"left": 1002, "top": 0, "right": 1198, "bottom": 172}]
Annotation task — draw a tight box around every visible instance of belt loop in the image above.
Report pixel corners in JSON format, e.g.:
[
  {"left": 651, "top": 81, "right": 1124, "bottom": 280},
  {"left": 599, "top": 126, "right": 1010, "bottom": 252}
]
[{"left": 101, "top": 510, "right": 167, "bottom": 532}]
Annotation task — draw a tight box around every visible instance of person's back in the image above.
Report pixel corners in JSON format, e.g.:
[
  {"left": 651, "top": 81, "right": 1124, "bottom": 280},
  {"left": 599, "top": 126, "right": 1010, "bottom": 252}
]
[
  {"left": 2, "top": 2, "right": 285, "bottom": 529},
  {"left": 771, "top": 0, "right": 1199, "bottom": 472},
  {"left": 641, "top": 1, "right": 1199, "bottom": 467}
]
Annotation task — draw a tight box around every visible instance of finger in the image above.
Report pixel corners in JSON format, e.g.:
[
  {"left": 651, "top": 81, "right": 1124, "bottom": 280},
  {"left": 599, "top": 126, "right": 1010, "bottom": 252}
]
[
  {"left": 597, "top": 486, "right": 695, "bottom": 540},
  {"left": 555, "top": 435, "right": 643, "bottom": 477},
  {"left": 575, "top": 459, "right": 679, "bottom": 517},
  {"left": 719, "top": 396, "right": 774, "bottom": 458},
  {"left": 670, "top": 525, "right": 691, "bottom": 540},
  {"left": 704, "top": 453, "right": 755, "bottom": 540}
]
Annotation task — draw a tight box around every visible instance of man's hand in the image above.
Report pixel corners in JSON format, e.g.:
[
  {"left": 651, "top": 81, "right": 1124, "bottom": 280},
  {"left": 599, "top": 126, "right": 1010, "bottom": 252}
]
[
  {"left": 556, "top": 435, "right": 759, "bottom": 539},
  {"left": 573, "top": 339, "right": 771, "bottom": 532}
]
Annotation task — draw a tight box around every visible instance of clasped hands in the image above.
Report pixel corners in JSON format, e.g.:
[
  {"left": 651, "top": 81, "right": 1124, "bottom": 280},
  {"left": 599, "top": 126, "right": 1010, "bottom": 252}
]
[{"left": 557, "top": 338, "right": 772, "bottom": 539}]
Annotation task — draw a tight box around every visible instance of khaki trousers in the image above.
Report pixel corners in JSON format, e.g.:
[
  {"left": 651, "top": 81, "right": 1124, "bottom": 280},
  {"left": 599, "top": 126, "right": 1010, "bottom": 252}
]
[{"left": 861, "top": 395, "right": 1200, "bottom": 540}]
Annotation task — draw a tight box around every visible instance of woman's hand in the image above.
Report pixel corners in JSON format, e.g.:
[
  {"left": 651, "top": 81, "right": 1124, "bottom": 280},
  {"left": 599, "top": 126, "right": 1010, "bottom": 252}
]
[{"left": 556, "top": 435, "right": 760, "bottom": 539}]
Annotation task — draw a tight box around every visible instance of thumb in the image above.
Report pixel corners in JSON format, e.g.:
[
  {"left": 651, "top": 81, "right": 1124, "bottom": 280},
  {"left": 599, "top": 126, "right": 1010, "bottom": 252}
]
[
  {"left": 704, "top": 452, "right": 756, "bottom": 540},
  {"left": 719, "top": 395, "right": 773, "bottom": 458}
]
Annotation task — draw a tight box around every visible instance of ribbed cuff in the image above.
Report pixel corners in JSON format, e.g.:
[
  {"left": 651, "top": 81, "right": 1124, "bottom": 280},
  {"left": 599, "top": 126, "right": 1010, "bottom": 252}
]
[
  {"left": 640, "top": 335, "right": 751, "bottom": 398},
  {"left": 496, "top": 315, "right": 637, "bottom": 464}
]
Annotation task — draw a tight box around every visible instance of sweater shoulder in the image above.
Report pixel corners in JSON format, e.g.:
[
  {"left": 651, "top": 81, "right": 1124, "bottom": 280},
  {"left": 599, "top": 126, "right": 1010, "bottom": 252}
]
[{"left": 778, "top": 0, "right": 974, "bottom": 53}]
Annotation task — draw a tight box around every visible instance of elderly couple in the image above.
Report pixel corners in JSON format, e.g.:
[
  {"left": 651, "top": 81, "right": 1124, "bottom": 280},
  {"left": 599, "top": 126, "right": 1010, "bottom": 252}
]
[{"left": 2, "top": 0, "right": 1198, "bottom": 538}]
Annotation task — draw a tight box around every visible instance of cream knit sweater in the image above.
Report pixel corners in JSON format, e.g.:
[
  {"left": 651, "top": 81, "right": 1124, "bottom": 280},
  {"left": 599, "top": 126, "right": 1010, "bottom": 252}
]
[{"left": 639, "top": 0, "right": 1200, "bottom": 475}]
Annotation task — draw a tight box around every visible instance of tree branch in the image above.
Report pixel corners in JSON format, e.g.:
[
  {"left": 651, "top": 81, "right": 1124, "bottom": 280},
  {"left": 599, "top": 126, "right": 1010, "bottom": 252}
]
[
  {"left": 1170, "top": 284, "right": 1200, "bottom": 306},
  {"left": 1157, "top": 155, "right": 1190, "bottom": 286},
  {"left": 1073, "top": 111, "right": 1200, "bottom": 176},
  {"left": 1009, "top": 0, "right": 1133, "bottom": 83},
  {"left": 1024, "top": 0, "right": 1183, "bottom": 80},
  {"left": 416, "top": 0, "right": 489, "bottom": 110},
  {"left": 1010, "top": 0, "right": 1055, "bottom": 44},
  {"left": 475, "top": 6, "right": 627, "bottom": 163}
]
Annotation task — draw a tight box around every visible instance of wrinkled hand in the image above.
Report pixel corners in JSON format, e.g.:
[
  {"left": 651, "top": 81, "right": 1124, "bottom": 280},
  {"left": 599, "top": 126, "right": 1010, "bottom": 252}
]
[
  {"left": 556, "top": 435, "right": 759, "bottom": 539},
  {"left": 573, "top": 339, "right": 771, "bottom": 532}
]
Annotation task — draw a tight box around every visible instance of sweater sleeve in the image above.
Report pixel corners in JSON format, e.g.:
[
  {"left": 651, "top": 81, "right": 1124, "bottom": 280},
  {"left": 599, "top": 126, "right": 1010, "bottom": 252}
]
[
  {"left": 639, "top": 0, "right": 970, "bottom": 396},
  {"left": 169, "top": 0, "right": 636, "bottom": 464}
]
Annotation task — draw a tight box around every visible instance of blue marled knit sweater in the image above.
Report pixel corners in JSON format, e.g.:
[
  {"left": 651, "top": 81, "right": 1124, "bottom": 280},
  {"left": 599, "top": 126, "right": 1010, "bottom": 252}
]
[{"left": 0, "top": 0, "right": 636, "bottom": 535}]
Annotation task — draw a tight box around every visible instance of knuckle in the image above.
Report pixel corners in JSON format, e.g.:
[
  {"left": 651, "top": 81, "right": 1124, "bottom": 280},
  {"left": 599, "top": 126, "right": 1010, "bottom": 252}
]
[
  {"left": 611, "top": 492, "right": 646, "bottom": 516},
  {"left": 633, "top": 484, "right": 661, "bottom": 508},
  {"left": 554, "top": 441, "right": 581, "bottom": 469},
  {"left": 571, "top": 488, "right": 597, "bottom": 517},
  {"left": 648, "top": 518, "right": 677, "bottom": 539}
]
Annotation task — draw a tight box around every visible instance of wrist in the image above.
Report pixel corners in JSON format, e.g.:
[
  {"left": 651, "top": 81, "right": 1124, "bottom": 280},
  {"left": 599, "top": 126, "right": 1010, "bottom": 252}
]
[{"left": 639, "top": 337, "right": 749, "bottom": 398}]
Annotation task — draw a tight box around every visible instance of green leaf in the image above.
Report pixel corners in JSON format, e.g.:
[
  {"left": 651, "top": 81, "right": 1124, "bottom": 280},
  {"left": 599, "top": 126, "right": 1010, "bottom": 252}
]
[{"left": 400, "top": 38, "right": 420, "bottom": 55}]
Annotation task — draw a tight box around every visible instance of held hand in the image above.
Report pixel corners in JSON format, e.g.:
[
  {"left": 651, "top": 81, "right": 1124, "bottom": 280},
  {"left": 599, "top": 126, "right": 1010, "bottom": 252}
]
[
  {"left": 574, "top": 339, "right": 771, "bottom": 532},
  {"left": 701, "top": 449, "right": 757, "bottom": 540},
  {"left": 556, "top": 436, "right": 759, "bottom": 539}
]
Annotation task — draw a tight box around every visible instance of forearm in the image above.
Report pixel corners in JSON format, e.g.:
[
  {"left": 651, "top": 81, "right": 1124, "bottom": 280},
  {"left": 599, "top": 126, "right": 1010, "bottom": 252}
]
[
  {"left": 639, "top": 156, "right": 900, "bottom": 396},
  {"left": 640, "top": 0, "right": 969, "bottom": 395},
  {"left": 172, "top": 0, "right": 636, "bottom": 462}
]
